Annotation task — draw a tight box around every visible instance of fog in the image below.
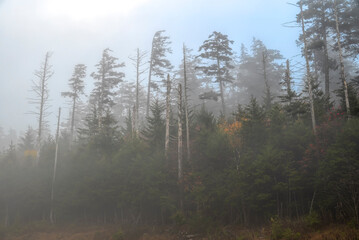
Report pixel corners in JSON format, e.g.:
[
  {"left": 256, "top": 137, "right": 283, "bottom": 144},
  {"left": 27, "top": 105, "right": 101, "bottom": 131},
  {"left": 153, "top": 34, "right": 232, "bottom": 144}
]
[
  {"left": 0, "top": 0, "right": 299, "bottom": 137},
  {"left": 0, "top": 0, "right": 359, "bottom": 237}
]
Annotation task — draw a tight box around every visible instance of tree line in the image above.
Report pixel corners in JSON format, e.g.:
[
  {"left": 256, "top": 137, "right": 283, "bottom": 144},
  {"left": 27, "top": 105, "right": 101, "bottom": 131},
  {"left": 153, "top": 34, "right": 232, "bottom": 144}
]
[{"left": 0, "top": 0, "right": 358, "bottom": 229}]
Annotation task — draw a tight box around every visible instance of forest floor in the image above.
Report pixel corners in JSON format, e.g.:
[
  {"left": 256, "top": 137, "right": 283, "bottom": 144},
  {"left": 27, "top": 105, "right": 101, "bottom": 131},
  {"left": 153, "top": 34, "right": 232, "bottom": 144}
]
[{"left": 1, "top": 222, "right": 359, "bottom": 240}]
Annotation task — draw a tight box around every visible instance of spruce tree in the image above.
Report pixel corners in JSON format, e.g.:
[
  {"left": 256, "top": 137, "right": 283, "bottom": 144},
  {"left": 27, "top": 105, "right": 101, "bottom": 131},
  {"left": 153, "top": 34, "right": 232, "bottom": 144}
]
[
  {"left": 146, "top": 30, "right": 173, "bottom": 117},
  {"left": 90, "top": 48, "right": 125, "bottom": 127},
  {"left": 197, "top": 31, "right": 235, "bottom": 116},
  {"left": 61, "top": 64, "right": 86, "bottom": 140}
]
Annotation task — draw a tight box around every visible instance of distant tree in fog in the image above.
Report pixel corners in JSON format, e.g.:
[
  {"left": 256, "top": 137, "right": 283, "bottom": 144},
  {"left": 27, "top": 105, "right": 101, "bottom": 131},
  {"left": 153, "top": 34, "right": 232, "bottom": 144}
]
[
  {"left": 197, "top": 31, "right": 235, "bottom": 116},
  {"left": 90, "top": 48, "right": 125, "bottom": 127},
  {"left": 237, "top": 38, "right": 284, "bottom": 109},
  {"left": 61, "top": 64, "right": 86, "bottom": 140},
  {"left": 18, "top": 126, "right": 36, "bottom": 152},
  {"left": 146, "top": 30, "right": 173, "bottom": 117},
  {"left": 129, "top": 48, "right": 148, "bottom": 133},
  {"left": 29, "top": 52, "right": 53, "bottom": 163}
]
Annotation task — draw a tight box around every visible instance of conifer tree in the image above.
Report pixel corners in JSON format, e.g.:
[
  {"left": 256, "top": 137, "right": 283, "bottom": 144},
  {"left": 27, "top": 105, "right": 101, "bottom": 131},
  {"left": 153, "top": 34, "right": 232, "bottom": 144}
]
[
  {"left": 142, "top": 100, "right": 165, "bottom": 149},
  {"left": 238, "top": 39, "right": 284, "bottom": 106},
  {"left": 146, "top": 31, "right": 173, "bottom": 117},
  {"left": 91, "top": 48, "right": 125, "bottom": 127},
  {"left": 299, "top": 0, "right": 334, "bottom": 99},
  {"left": 197, "top": 31, "right": 235, "bottom": 116},
  {"left": 300, "top": 0, "right": 317, "bottom": 134},
  {"left": 18, "top": 126, "right": 36, "bottom": 153},
  {"left": 61, "top": 64, "right": 86, "bottom": 140},
  {"left": 332, "top": 0, "right": 351, "bottom": 118}
]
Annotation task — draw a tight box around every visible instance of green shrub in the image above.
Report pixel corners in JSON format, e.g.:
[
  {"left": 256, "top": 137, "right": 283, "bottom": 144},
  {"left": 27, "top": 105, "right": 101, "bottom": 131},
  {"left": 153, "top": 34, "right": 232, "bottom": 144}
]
[
  {"left": 187, "top": 214, "right": 217, "bottom": 234},
  {"left": 112, "top": 228, "right": 124, "bottom": 240},
  {"left": 271, "top": 217, "right": 301, "bottom": 240},
  {"left": 282, "top": 228, "right": 301, "bottom": 240},
  {"left": 171, "top": 210, "right": 186, "bottom": 226},
  {"left": 304, "top": 212, "right": 320, "bottom": 229},
  {"left": 0, "top": 226, "right": 7, "bottom": 239},
  {"left": 271, "top": 217, "right": 284, "bottom": 240}
]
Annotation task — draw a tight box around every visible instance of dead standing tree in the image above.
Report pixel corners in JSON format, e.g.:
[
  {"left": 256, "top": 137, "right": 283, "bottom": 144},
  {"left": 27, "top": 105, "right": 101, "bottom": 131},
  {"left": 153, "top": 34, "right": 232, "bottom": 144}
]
[
  {"left": 183, "top": 44, "right": 191, "bottom": 161},
  {"left": 300, "top": 1, "right": 317, "bottom": 135},
  {"left": 177, "top": 83, "right": 184, "bottom": 210},
  {"left": 165, "top": 74, "right": 171, "bottom": 159},
  {"left": 50, "top": 107, "right": 61, "bottom": 224},
  {"left": 61, "top": 64, "right": 86, "bottom": 141},
  {"left": 29, "top": 52, "right": 53, "bottom": 164},
  {"left": 333, "top": 0, "right": 351, "bottom": 118},
  {"left": 129, "top": 48, "right": 148, "bottom": 134}
]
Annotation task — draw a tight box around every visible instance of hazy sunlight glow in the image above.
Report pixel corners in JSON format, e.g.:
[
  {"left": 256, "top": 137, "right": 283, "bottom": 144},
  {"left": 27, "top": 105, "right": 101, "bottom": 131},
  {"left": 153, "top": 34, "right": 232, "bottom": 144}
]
[{"left": 43, "top": 0, "right": 148, "bottom": 21}]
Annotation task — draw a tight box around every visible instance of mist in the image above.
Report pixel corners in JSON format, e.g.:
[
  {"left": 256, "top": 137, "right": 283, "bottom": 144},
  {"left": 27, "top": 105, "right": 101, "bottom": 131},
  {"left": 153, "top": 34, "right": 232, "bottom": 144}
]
[{"left": 0, "top": 0, "right": 358, "bottom": 239}]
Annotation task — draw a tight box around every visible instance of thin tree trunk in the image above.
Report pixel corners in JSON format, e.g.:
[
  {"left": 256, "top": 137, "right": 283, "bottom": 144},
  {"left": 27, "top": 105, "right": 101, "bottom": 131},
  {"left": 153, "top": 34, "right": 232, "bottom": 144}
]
[
  {"left": 36, "top": 52, "right": 51, "bottom": 164},
  {"left": 183, "top": 44, "right": 191, "bottom": 162},
  {"left": 217, "top": 58, "right": 226, "bottom": 116},
  {"left": 129, "top": 48, "right": 146, "bottom": 133},
  {"left": 165, "top": 74, "right": 171, "bottom": 159},
  {"left": 262, "top": 51, "right": 271, "bottom": 111},
  {"left": 178, "top": 83, "right": 184, "bottom": 210},
  {"left": 333, "top": 0, "right": 351, "bottom": 118},
  {"left": 98, "top": 64, "right": 106, "bottom": 128},
  {"left": 71, "top": 95, "right": 76, "bottom": 142},
  {"left": 300, "top": 1, "right": 317, "bottom": 135},
  {"left": 288, "top": 179, "right": 292, "bottom": 219},
  {"left": 4, "top": 204, "right": 8, "bottom": 227},
  {"left": 319, "top": 0, "right": 331, "bottom": 101},
  {"left": 132, "top": 105, "right": 136, "bottom": 138},
  {"left": 309, "top": 190, "right": 316, "bottom": 214},
  {"left": 146, "top": 36, "right": 155, "bottom": 117},
  {"left": 323, "top": 27, "right": 330, "bottom": 101},
  {"left": 50, "top": 107, "right": 61, "bottom": 224},
  {"left": 135, "top": 48, "right": 140, "bottom": 135},
  {"left": 285, "top": 59, "right": 292, "bottom": 104}
]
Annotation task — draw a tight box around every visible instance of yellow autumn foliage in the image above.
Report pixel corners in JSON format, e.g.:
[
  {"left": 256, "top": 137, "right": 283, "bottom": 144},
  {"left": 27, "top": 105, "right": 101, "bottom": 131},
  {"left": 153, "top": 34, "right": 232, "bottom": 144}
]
[
  {"left": 24, "top": 149, "right": 37, "bottom": 158},
  {"left": 218, "top": 120, "right": 243, "bottom": 148}
]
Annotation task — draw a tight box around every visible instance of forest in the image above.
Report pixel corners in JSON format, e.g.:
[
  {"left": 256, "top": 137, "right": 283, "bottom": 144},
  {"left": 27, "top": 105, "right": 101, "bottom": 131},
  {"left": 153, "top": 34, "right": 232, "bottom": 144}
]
[{"left": 0, "top": 0, "right": 359, "bottom": 238}]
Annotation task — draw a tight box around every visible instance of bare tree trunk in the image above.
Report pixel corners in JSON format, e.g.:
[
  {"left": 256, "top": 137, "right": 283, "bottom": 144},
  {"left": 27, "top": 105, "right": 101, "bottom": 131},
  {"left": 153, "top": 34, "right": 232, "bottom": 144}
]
[
  {"left": 323, "top": 28, "right": 330, "bottom": 101},
  {"left": 4, "top": 204, "right": 8, "bottom": 227},
  {"left": 285, "top": 59, "right": 292, "bottom": 103},
  {"left": 183, "top": 44, "right": 191, "bottom": 162},
  {"left": 300, "top": 1, "right": 317, "bottom": 135},
  {"left": 32, "top": 52, "right": 53, "bottom": 164},
  {"left": 132, "top": 105, "right": 136, "bottom": 138},
  {"left": 333, "top": 0, "right": 351, "bottom": 118},
  {"left": 262, "top": 51, "right": 271, "bottom": 111},
  {"left": 98, "top": 67, "right": 105, "bottom": 128},
  {"left": 319, "top": 0, "right": 331, "bottom": 101},
  {"left": 178, "top": 83, "right": 183, "bottom": 180},
  {"left": 217, "top": 58, "right": 226, "bottom": 116},
  {"left": 309, "top": 190, "right": 316, "bottom": 214},
  {"left": 129, "top": 48, "right": 147, "bottom": 133},
  {"left": 50, "top": 107, "right": 61, "bottom": 224},
  {"left": 146, "top": 36, "right": 156, "bottom": 118},
  {"left": 70, "top": 95, "right": 76, "bottom": 142},
  {"left": 165, "top": 74, "right": 171, "bottom": 159},
  {"left": 323, "top": 32, "right": 330, "bottom": 100},
  {"left": 135, "top": 49, "right": 140, "bottom": 135},
  {"left": 178, "top": 83, "right": 184, "bottom": 210}
]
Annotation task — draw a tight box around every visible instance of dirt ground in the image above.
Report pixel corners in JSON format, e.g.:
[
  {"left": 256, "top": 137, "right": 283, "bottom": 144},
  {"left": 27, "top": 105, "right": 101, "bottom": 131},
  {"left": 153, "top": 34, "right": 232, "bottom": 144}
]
[{"left": 2, "top": 223, "right": 359, "bottom": 240}]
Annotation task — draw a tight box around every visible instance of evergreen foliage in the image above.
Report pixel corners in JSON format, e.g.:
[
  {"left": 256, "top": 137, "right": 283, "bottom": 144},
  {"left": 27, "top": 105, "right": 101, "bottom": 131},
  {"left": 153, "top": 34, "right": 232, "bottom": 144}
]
[{"left": 2, "top": 3, "right": 359, "bottom": 232}]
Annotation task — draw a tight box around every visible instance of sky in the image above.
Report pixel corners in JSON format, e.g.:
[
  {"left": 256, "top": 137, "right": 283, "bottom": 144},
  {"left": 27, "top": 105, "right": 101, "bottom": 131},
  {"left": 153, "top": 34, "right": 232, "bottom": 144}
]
[{"left": 0, "top": 0, "right": 301, "bottom": 135}]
